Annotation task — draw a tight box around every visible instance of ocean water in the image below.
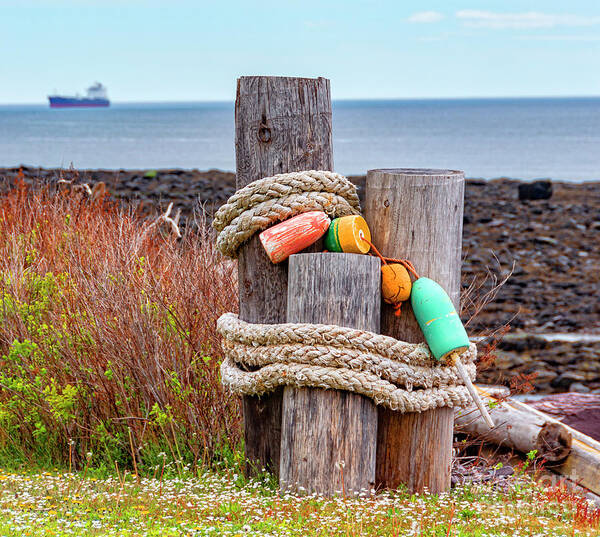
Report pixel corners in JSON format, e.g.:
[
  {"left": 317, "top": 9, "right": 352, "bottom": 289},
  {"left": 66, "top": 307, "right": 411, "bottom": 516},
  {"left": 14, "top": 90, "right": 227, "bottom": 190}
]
[{"left": 0, "top": 98, "right": 599, "bottom": 181}]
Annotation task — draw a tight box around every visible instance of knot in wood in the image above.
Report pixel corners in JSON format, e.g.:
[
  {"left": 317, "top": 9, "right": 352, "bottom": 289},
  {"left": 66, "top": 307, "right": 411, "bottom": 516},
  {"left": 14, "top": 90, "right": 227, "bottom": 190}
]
[{"left": 257, "top": 123, "right": 272, "bottom": 143}]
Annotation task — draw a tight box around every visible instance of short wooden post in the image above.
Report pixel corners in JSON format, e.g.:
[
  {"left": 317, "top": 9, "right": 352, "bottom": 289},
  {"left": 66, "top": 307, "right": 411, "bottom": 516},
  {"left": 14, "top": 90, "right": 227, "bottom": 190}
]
[
  {"left": 280, "top": 253, "right": 380, "bottom": 496},
  {"left": 235, "top": 76, "right": 334, "bottom": 475},
  {"left": 364, "top": 168, "right": 465, "bottom": 494}
]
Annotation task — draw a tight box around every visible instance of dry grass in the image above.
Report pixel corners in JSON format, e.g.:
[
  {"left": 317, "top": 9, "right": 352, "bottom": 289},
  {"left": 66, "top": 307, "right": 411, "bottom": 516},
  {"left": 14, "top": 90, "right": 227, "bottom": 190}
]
[{"left": 0, "top": 181, "right": 240, "bottom": 471}]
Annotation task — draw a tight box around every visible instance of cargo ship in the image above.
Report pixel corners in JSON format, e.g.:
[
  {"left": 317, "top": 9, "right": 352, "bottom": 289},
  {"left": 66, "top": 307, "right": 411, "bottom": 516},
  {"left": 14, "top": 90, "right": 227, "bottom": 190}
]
[{"left": 48, "top": 82, "right": 110, "bottom": 108}]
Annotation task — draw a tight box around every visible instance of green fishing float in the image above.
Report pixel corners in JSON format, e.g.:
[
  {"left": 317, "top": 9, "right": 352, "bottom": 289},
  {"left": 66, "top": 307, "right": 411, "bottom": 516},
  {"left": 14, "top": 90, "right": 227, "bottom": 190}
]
[
  {"left": 411, "top": 277, "right": 494, "bottom": 427},
  {"left": 410, "top": 277, "right": 470, "bottom": 361}
]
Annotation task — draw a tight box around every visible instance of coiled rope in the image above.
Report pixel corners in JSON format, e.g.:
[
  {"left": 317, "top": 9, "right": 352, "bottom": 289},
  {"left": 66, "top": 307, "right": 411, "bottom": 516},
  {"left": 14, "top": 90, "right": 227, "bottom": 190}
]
[
  {"left": 218, "top": 314, "right": 475, "bottom": 412},
  {"left": 214, "top": 170, "right": 476, "bottom": 412},
  {"left": 213, "top": 170, "right": 361, "bottom": 258}
]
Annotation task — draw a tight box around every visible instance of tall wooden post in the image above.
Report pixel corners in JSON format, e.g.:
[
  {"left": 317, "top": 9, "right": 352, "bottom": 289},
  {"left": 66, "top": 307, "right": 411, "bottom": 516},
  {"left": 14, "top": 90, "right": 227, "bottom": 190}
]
[
  {"left": 280, "top": 253, "right": 380, "bottom": 495},
  {"left": 235, "top": 76, "right": 334, "bottom": 475},
  {"left": 364, "top": 169, "right": 465, "bottom": 494}
]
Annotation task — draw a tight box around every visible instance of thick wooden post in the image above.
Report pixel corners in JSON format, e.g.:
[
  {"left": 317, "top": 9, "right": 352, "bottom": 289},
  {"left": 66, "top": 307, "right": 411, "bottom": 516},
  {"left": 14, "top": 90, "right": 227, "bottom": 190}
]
[
  {"left": 280, "top": 253, "right": 380, "bottom": 495},
  {"left": 235, "top": 76, "right": 333, "bottom": 475},
  {"left": 364, "top": 168, "right": 465, "bottom": 494}
]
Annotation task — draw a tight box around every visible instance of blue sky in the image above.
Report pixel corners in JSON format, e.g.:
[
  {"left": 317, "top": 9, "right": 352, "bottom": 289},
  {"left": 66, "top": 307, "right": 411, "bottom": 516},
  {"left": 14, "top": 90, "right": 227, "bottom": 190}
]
[{"left": 1, "top": 0, "right": 599, "bottom": 103}]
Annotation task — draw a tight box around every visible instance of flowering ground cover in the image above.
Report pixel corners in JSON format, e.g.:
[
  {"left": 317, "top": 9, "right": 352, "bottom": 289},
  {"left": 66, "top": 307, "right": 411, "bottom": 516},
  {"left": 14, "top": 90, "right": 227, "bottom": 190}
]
[{"left": 0, "top": 468, "right": 597, "bottom": 536}]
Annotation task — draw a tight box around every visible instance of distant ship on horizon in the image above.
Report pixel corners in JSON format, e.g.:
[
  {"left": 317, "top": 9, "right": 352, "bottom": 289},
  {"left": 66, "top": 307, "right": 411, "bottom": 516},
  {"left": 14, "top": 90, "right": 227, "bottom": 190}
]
[{"left": 48, "top": 82, "right": 110, "bottom": 108}]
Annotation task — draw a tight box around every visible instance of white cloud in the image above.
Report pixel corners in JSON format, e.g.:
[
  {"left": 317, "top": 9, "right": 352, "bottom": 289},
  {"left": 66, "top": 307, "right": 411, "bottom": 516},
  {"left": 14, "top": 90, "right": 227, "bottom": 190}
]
[
  {"left": 518, "top": 34, "right": 600, "bottom": 42},
  {"left": 408, "top": 11, "right": 444, "bottom": 23},
  {"left": 456, "top": 10, "right": 600, "bottom": 29}
]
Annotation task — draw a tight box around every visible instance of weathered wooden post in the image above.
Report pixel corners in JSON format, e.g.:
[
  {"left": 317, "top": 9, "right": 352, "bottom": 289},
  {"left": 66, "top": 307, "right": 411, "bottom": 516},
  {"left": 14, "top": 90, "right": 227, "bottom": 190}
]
[
  {"left": 235, "top": 76, "right": 334, "bottom": 475},
  {"left": 280, "top": 253, "right": 380, "bottom": 495},
  {"left": 364, "top": 169, "right": 465, "bottom": 493}
]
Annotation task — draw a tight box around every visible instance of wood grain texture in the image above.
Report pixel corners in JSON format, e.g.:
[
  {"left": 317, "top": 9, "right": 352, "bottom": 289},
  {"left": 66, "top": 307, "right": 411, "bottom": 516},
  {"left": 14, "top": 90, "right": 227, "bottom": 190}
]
[
  {"left": 235, "top": 76, "right": 334, "bottom": 476},
  {"left": 280, "top": 253, "right": 380, "bottom": 496},
  {"left": 377, "top": 407, "right": 454, "bottom": 491},
  {"left": 364, "top": 168, "right": 465, "bottom": 494}
]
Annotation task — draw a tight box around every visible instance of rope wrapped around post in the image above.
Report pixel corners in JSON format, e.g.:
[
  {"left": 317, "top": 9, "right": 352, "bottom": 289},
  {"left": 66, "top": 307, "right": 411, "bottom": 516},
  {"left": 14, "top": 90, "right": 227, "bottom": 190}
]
[
  {"left": 214, "top": 170, "right": 478, "bottom": 412},
  {"left": 218, "top": 313, "right": 476, "bottom": 412}
]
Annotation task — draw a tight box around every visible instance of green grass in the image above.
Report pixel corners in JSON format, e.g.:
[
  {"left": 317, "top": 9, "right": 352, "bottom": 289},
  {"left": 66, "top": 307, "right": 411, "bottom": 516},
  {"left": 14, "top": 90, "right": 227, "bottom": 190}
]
[{"left": 0, "top": 468, "right": 597, "bottom": 536}]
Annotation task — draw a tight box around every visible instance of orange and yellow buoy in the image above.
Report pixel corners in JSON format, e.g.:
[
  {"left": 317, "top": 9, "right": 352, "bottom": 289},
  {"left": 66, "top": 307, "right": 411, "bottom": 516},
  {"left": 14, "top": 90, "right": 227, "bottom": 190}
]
[
  {"left": 381, "top": 263, "right": 412, "bottom": 314},
  {"left": 259, "top": 211, "right": 330, "bottom": 263},
  {"left": 324, "top": 215, "right": 371, "bottom": 254}
]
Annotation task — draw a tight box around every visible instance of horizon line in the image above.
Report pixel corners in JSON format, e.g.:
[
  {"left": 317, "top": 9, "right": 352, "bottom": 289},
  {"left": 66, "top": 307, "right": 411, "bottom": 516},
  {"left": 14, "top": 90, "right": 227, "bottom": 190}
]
[{"left": 2, "top": 94, "right": 600, "bottom": 107}]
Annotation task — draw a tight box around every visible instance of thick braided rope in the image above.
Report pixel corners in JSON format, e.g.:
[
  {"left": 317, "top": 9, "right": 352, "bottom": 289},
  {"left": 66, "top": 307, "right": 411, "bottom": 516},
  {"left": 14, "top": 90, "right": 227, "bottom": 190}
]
[
  {"left": 218, "top": 313, "right": 477, "bottom": 413},
  {"left": 213, "top": 171, "right": 361, "bottom": 258}
]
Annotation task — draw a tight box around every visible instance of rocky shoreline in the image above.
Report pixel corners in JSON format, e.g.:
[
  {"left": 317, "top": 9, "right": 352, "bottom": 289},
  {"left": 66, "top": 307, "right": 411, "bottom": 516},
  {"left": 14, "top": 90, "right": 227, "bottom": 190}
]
[{"left": 1, "top": 166, "right": 599, "bottom": 393}]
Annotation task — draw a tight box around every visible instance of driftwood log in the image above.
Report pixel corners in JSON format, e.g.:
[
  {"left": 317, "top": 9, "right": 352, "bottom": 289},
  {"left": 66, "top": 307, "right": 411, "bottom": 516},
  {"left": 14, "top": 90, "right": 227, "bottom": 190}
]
[
  {"left": 456, "top": 387, "right": 600, "bottom": 495},
  {"left": 455, "top": 395, "right": 572, "bottom": 462}
]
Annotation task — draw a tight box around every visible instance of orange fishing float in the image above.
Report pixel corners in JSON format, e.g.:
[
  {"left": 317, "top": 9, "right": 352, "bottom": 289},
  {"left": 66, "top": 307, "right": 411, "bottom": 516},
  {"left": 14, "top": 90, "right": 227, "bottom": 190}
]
[
  {"left": 259, "top": 211, "right": 330, "bottom": 263},
  {"left": 359, "top": 234, "right": 419, "bottom": 316},
  {"left": 381, "top": 263, "right": 412, "bottom": 306}
]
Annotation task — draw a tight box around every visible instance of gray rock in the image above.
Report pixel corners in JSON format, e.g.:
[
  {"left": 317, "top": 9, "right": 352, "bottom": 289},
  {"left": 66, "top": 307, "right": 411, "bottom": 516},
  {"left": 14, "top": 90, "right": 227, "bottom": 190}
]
[
  {"left": 533, "top": 368, "right": 559, "bottom": 384},
  {"left": 493, "top": 465, "right": 514, "bottom": 477},
  {"left": 534, "top": 236, "right": 559, "bottom": 246},
  {"left": 569, "top": 382, "right": 591, "bottom": 393},
  {"left": 552, "top": 371, "right": 586, "bottom": 389},
  {"left": 493, "top": 351, "right": 525, "bottom": 369}
]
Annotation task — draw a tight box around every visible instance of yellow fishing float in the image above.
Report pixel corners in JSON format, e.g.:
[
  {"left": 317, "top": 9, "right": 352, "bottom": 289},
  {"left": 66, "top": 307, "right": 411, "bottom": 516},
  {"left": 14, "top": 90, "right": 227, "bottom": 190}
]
[{"left": 324, "top": 215, "right": 371, "bottom": 254}]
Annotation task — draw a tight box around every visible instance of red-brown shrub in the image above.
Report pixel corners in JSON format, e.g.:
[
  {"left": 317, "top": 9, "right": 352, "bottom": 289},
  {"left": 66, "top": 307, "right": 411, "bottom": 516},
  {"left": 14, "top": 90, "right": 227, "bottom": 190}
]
[{"left": 0, "top": 182, "right": 240, "bottom": 471}]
